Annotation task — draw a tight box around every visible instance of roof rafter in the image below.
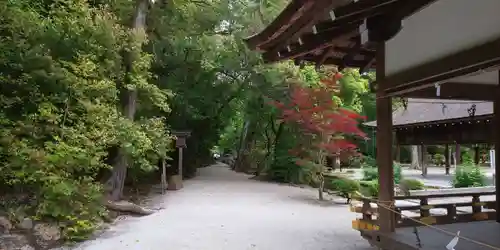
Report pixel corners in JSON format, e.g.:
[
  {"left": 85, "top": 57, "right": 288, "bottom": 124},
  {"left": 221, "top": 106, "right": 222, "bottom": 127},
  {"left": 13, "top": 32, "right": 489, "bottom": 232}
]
[
  {"left": 245, "top": 0, "right": 315, "bottom": 50},
  {"left": 400, "top": 82, "right": 498, "bottom": 101},
  {"left": 263, "top": 22, "right": 361, "bottom": 62},
  {"left": 260, "top": 0, "right": 351, "bottom": 51}
]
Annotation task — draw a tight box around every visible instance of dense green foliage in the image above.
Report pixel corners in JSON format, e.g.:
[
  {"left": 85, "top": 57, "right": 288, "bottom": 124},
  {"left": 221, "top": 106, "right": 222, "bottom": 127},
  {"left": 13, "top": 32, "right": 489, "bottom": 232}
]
[
  {"left": 3, "top": 0, "right": 448, "bottom": 243},
  {"left": 400, "top": 179, "right": 425, "bottom": 191},
  {"left": 0, "top": 0, "right": 297, "bottom": 241},
  {"left": 452, "top": 164, "right": 486, "bottom": 188},
  {"left": 330, "top": 178, "right": 360, "bottom": 199},
  {"left": 359, "top": 180, "right": 379, "bottom": 198},
  {"left": 362, "top": 162, "right": 402, "bottom": 184}
]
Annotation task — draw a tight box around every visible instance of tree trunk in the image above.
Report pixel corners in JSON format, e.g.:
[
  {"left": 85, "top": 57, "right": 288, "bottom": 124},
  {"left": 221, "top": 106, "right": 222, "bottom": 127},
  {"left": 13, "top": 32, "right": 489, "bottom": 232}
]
[
  {"left": 411, "top": 145, "right": 420, "bottom": 169},
  {"left": 107, "top": 0, "right": 150, "bottom": 201},
  {"left": 318, "top": 172, "right": 324, "bottom": 201}
]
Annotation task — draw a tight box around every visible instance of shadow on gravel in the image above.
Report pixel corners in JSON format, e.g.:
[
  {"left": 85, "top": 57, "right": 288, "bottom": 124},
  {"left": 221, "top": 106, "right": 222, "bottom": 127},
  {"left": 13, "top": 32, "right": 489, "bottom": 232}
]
[{"left": 287, "top": 194, "right": 350, "bottom": 207}]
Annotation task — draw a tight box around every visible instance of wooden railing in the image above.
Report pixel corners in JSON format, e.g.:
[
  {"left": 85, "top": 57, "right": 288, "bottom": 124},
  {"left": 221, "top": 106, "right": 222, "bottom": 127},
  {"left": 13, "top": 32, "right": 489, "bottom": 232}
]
[{"left": 351, "top": 186, "right": 496, "bottom": 231}]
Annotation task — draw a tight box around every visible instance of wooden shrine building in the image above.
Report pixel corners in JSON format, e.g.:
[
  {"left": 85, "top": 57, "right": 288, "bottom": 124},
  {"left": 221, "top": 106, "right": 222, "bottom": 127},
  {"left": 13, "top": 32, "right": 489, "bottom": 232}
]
[
  {"left": 366, "top": 98, "right": 493, "bottom": 175},
  {"left": 364, "top": 99, "right": 493, "bottom": 145},
  {"left": 245, "top": 0, "right": 500, "bottom": 249}
]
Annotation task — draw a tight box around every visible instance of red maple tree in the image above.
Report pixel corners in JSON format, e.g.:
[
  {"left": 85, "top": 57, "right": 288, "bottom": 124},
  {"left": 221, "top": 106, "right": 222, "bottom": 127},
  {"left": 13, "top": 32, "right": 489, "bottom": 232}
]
[
  {"left": 269, "top": 72, "right": 367, "bottom": 199},
  {"left": 271, "top": 72, "right": 366, "bottom": 156}
]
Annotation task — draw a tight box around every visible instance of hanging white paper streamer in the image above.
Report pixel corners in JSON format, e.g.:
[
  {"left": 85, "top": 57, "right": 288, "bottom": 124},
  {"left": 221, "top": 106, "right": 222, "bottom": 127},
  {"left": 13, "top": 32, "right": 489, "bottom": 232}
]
[
  {"left": 359, "top": 19, "right": 368, "bottom": 44},
  {"left": 446, "top": 231, "right": 460, "bottom": 250},
  {"left": 329, "top": 10, "right": 336, "bottom": 21},
  {"left": 435, "top": 83, "right": 441, "bottom": 96}
]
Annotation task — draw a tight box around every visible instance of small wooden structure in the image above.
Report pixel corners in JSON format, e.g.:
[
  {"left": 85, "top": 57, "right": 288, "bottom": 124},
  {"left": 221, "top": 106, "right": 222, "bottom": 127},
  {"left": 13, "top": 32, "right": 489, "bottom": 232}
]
[
  {"left": 245, "top": 0, "right": 500, "bottom": 249},
  {"left": 364, "top": 98, "right": 492, "bottom": 174},
  {"left": 364, "top": 99, "right": 493, "bottom": 145},
  {"left": 168, "top": 130, "right": 191, "bottom": 190}
]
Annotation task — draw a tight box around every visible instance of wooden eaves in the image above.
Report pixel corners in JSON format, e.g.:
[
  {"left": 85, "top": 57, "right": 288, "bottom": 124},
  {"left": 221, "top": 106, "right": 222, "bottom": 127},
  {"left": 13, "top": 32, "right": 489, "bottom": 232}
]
[{"left": 244, "top": 0, "right": 438, "bottom": 73}]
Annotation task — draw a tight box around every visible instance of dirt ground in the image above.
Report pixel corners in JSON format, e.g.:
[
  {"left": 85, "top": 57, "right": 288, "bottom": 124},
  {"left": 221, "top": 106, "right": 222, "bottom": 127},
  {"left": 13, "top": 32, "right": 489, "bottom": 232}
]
[{"left": 72, "top": 163, "right": 373, "bottom": 250}]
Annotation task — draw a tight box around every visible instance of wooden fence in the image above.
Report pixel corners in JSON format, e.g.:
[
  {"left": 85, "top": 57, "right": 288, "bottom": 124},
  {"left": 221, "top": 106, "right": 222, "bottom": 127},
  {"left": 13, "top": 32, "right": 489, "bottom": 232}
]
[{"left": 351, "top": 186, "right": 496, "bottom": 231}]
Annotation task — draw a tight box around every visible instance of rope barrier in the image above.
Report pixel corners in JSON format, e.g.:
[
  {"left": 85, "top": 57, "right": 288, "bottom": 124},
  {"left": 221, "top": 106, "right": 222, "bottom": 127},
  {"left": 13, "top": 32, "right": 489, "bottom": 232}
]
[{"left": 354, "top": 195, "right": 500, "bottom": 250}]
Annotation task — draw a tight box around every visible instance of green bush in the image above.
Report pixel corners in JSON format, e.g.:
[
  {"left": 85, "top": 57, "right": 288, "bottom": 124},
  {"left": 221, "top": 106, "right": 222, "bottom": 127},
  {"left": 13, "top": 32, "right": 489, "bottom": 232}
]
[
  {"left": 330, "top": 178, "right": 360, "bottom": 198},
  {"left": 346, "top": 155, "right": 363, "bottom": 168},
  {"left": 362, "top": 155, "right": 377, "bottom": 168},
  {"left": 393, "top": 163, "right": 402, "bottom": 184},
  {"left": 400, "top": 178, "right": 425, "bottom": 190},
  {"left": 433, "top": 153, "right": 445, "bottom": 165},
  {"left": 359, "top": 180, "right": 379, "bottom": 197},
  {"left": 362, "top": 167, "right": 378, "bottom": 181},
  {"left": 362, "top": 161, "right": 402, "bottom": 184},
  {"left": 452, "top": 164, "right": 486, "bottom": 188}
]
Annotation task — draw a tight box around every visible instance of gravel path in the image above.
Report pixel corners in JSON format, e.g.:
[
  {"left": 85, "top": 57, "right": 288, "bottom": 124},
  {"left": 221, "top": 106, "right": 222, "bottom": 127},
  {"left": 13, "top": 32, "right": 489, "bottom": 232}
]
[{"left": 75, "top": 163, "right": 373, "bottom": 250}]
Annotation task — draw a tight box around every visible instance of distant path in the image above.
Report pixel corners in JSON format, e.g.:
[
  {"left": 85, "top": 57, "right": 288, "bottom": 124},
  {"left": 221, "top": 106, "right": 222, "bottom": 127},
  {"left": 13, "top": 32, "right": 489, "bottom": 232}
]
[
  {"left": 73, "top": 163, "right": 372, "bottom": 250},
  {"left": 351, "top": 166, "right": 495, "bottom": 188}
]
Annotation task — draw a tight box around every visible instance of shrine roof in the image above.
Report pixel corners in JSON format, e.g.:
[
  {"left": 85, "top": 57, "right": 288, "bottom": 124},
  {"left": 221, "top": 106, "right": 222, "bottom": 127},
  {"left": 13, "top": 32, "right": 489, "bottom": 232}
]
[
  {"left": 364, "top": 98, "right": 492, "bottom": 127},
  {"left": 244, "top": 0, "right": 436, "bottom": 71}
]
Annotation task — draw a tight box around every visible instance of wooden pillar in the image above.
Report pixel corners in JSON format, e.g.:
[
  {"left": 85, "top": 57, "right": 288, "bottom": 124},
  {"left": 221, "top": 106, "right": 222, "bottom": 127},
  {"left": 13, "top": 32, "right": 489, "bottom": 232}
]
[
  {"left": 474, "top": 146, "right": 480, "bottom": 165},
  {"left": 495, "top": 71, "right": 500, "bottom": 222},
  {"left": 178, "top": 147, "right": 184, "bottom": 178},
  {"left": 421, "top": 144, "right": 427, "bottom": 177},
  {"left": 375, "top": 42, "right": 395, "bottom": 233},
  {"left": 445, "top": 144, "right": 450, "bottom": 175},
  {"left": 455, "top": 143, "right": 461, "bottom": 165}
]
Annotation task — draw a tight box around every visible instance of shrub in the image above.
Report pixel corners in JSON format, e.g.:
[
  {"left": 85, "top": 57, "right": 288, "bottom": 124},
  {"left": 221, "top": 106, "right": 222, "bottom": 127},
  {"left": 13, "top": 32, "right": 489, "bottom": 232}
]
[
  {"left": 452, "top": 164, "right": 486, "bottom": 188},
  {"left": 400, "top": 178, "right": 425, "bottom": 190},
  {"left": 330, "top": 178, "right": 360, "bottom": 198},
  {"left": 362, "top": 167, "right": 378, "bottom": 181},
  {"left": 362, "top": 155, "right": 377, "bottom": 168},
  {"left": 347, "top": 155, "right": 363, "bottom": 168},
  {"left": 359, "top": 180, "right": 379, "bottom": 197},
  {"left": 362, "top": 162, "right": 402, "bottom": 184},
  {"left": 393, "top": 163, "right": 402, "bottom": 184},
  {"left": 433, "top": 153, "right": 445, "bottom": 166}
]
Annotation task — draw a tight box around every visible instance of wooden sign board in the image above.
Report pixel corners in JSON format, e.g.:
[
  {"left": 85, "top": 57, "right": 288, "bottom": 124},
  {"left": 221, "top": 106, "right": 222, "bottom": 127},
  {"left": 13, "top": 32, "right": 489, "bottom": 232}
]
[
  {"left": 176, "top": 137, "right": 186, "bottom": 148},
  {"left": 172, "top": 130, "right": 191, "bottom": 148}
]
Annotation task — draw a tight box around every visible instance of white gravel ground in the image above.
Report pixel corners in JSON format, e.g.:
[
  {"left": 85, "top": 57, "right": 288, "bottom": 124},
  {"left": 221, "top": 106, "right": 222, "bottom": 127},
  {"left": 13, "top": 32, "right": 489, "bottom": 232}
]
[{"left": 74, "top": 163, "right": 373, "bottom": 250}]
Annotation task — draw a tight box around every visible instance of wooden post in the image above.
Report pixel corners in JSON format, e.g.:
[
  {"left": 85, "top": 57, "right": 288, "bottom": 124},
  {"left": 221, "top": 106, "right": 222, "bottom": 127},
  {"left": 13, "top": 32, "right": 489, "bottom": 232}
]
[
  {"left": 161, "top": 159, "right": 167, "bottom": 194},
  {"left": 168, "top": 131, "right": 190, "bottom": 190},
  {"left": 474, "top": 146, "right": 480, "bottom": 165},
  {"left": 445, "top": 144, "right": 450, "bottom": 175},
  {"left": 375, "top": 42, "right": 395, "bottom": 233},
  {"left": 178, "top": 147, "right": 183, "bottom": 178},
  {"left": 421, "top": 144, "right": 427, "bottom": 177},
  {"left": 455, "top": 143, "right": 461, "bottom": 165},
  {"left": 495, "top": 71, "right": 500, "bottom": 222}
]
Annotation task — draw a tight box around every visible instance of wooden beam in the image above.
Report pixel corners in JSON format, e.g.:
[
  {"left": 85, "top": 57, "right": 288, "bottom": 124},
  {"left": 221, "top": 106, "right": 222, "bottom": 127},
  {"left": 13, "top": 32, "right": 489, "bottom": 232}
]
[
  {"left": 260, "top": 0, "right": 351, "bottom": 51},
  {"left": 316, "top": 47, "right": 335, "bottom": 68},
  {"left": 375, "top": 42, "right": 395, "bottom": 233},
  {"left": 399, "top": 82, "right": 497, "bottom": 101},
  {"left": 495, "top": 70, "right": 500, "bottom": 221},
  {"left": 263, "top": 0, "right": 398, "bottom": 56},
  {"left": 244, "top": 0, "right": 315, "bottom": 50},
  {"left": 263, "top": 24, "right": 360, "bottom": 62},
  {"left": 359, "top": 56, "right": 376, "bottom": 74},
  {"left": 264, "top": 0, "right": 437, "bottom": 64},
  {"left": 383, "top": 38, "right": 500, "bottom": 95},
  {"left": 302, "top": 56, "right": 375, "bottom": 68},
  {"left": 334, "top": 46, "right": 375, "bottom": 57},
  {"left": 338, "top": 41, "right": 361, "bottom": 71}
]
